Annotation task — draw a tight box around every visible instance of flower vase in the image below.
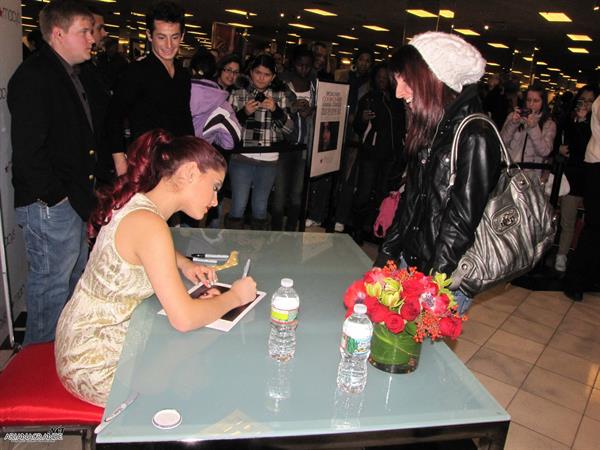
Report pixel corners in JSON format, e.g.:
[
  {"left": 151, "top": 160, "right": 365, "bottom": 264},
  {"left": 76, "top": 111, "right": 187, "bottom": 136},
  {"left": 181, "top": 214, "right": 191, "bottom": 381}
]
[{"left": 369, "top": 322, "right": 421, "bottom": 373}]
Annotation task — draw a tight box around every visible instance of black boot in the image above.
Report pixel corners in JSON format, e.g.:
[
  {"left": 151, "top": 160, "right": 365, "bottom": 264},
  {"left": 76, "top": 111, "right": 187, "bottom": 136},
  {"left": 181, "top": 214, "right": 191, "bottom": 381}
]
[
  {"left": 224, "top": 215, "right": 244, "bottom": 230},
  {"left": 250, "top": 217, "right": 269, "bottom": 230}
]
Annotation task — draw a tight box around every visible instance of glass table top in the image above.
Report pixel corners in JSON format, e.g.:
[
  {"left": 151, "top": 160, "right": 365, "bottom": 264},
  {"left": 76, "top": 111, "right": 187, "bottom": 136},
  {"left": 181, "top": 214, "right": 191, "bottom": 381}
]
[{"left": 96, "top": 229, "right": 509, "bottom": 444}]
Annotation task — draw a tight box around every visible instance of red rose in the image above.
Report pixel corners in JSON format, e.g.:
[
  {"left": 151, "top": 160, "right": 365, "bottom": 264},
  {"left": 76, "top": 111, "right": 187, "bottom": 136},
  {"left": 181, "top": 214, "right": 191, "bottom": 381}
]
[
  {"left": 402, "top": 275, "right": 438, "bottom": 303},
  {"left": 343, "top": 280, "right": 366, "bottom": 310},
  {"left": 363, "top": 295, "right": 379, "bottom": 313},
  {"left": 370, "top": 302, "right": 392, "bottom": 323},
  {"left": 364, "top": 268, "right": 386, "bottom": 285},
  {"left": 384, "top": 314, "right": 405, "bottom": 334},
  {"left": 400, "top": 296, "right": 421, "bottom": 321},
  {"left": 439, "top": 317, "right": 462, "bottom": 340},
  {"left": 432, "top": 294, "right": 450, "bottom": 315}
]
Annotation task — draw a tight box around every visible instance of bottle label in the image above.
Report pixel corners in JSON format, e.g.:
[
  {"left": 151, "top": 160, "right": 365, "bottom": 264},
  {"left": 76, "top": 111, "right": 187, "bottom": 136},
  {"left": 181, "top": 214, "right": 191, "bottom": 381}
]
[
  {"left": 271, "top": 306, "right": 298, "bottom": 324},
  {"left": 341, "top": 332, "right": 370, "bottom": 355}
]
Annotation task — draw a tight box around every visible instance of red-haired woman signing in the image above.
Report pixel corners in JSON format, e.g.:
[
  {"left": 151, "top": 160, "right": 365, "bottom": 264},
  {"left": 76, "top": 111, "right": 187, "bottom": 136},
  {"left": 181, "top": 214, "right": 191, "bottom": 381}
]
[{"left": 55, "top": 130, "right": 256, "bottom": 406}]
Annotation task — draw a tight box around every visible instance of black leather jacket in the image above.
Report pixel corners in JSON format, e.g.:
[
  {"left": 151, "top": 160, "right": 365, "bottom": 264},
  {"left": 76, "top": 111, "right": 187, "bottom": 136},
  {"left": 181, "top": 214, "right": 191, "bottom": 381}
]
[{"left": 375, "top": 85, "right": 501, "bottom": 276}]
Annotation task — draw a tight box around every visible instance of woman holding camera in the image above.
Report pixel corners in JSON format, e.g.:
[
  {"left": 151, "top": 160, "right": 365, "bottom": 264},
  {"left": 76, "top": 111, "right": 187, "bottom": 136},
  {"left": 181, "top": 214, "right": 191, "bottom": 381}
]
[
  {"left": 227, "top": 54, "right": 294, "bottom": 230},
  {"left": 500, "top": 84, "right": 556, "bottom": 176}
]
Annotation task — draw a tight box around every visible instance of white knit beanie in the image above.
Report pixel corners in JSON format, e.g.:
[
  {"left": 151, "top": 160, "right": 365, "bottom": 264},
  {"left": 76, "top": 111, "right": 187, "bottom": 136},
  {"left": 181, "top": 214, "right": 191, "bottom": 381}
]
[{"left": 409, "top": 31, "right": 486, "bottom": 93}]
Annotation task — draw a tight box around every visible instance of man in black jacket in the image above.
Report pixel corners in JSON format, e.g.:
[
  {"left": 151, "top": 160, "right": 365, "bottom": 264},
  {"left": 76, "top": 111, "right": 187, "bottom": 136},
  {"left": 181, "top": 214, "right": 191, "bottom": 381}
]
[
  {"left": 8, "top": 0, "right": 108, "bottom": 345},
  {"left": 107, "top": 1, "right": 193, "bottom": 176}
]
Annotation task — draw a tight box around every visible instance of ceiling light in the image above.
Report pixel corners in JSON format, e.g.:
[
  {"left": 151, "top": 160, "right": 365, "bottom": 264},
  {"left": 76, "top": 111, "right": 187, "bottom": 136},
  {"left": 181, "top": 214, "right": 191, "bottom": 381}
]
[
  {"left": 376, "top": 44, "right": 393, "bottom": 49},
  {"left": 228, "top": 22, "right": 253, "bottom": 28},
  {"left": 331, "top": 42, "right": 339, "bottom": 46},
  {"left": 568, "top": 47, "right": 589, "bottom": 53},
  {"left": 338, "top": 50, "right": 352, "bottom": 55},
  {"left": 454, "top": 28, "right": 480, "bottom": 36},
  {"left": 186, "top": 24, "right": 202, "bottom": 29},
  {"left": 536, "top": 61, "right": 548, "bottom": 65},
  {"left": 225, "top": 9, "right": 257, "bottom": 16},
  {"left": 97, "top": 0, "right": 115, "bottom": 2},
  {"left": 341, "top": 58, "right": 352, "bottom": 65},
  {"left": 184, "top": 13, "right": 193, "bottom": 17},
  {"left": 289, "top": 23, "right": 315, "bottom": 29},
  {"left": 131, "top": 12, "right": 144, "bottom": 17},
  {"left": 540, "top": 73, "right": 551, "bottom": 77},
  {"left": 21, "top": 15, "right": 33, "bottom": 19},
  {"left": 304, "top": 8, "right": 337, "bottom": 16},
  {"left": 138, "top": 33, "right": 145, "bottom": 39},
  {"left": 567, "top": 34, "right": 592, "bottom": 41},
  {"left": 438, "top": 10, "right": 455, "bottom": 18},
  {"left": 337, "top": 34, "right": 358, "bottom": 40},
  {"left": 538, "top": 12, "right": 572, "bottom": 22},
  {"left": 488, "top": 42, "right": 509, "bottom": 49},
  {"left": 187, "top": 31, "right": 207, "bottom": 36},
  {"left": 511, "top": 70, "right": 522, "bottom": 74},
  {"left": 105, "top": 23, "right": 118, "bottom": 28},
  {"left": 484, "top": 25, "right": 490, "bottom": 30},
  {"left": 487, "top": 62, "right": 500, "bottom": 66},
  {"left": 287, "top": 33, "right": 300, "bottom": 37},
  {"left": 406, "top": 9, "right": 437, "bottom": 18},
  {"left": 547, "top": 67, "right": 560, "bottom": 71},
  {"left": 363, "top": 25, "right": 390, "bottom": 32},
  {"left": 286, "top": 41, "right": 296, "bottom": 44},
  {"left": 523, "top": 56, "right": 533, "bottom": 61}
]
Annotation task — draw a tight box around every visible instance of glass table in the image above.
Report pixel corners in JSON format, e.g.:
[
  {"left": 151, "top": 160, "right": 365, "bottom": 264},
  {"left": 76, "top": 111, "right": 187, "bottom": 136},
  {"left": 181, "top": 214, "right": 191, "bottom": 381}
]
[{"left": 96, "top": 229, "right": 509, "bottom": 449}]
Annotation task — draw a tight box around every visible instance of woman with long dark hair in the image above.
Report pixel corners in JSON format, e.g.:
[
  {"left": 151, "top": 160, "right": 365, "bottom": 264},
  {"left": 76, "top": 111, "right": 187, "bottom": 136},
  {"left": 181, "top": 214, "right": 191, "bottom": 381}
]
[
  {"left": 500, "top": 84, "right": 556, "bottom": 176},
  {"left": 55, "top": 131, "right": 256, "bottom": 406},
  {"left": 375, "top": 32, "right": 501, "bottom": 314}
]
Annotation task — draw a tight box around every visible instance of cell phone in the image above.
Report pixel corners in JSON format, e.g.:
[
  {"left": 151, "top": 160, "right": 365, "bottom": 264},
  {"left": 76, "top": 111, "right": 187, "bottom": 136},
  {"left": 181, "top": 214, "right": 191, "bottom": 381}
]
[
  {"left": 254, "top": 92, "right": 266, "bottom": 102},
  {"left": 520, "top": 108, "right": 531, "bottom": 117}
]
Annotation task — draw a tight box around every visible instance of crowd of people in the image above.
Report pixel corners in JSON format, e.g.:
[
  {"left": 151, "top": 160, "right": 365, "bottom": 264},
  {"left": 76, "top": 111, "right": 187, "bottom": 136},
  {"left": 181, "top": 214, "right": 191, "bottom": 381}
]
[{"left": 6, "top": 0, "right": 599, "bottom": 406}]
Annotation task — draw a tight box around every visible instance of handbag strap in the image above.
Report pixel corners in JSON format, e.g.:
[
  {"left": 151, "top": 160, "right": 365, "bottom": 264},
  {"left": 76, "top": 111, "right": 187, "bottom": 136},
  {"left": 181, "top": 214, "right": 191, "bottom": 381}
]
[{"left": 448, "top": 113, "right": 513, "bottom": 189}]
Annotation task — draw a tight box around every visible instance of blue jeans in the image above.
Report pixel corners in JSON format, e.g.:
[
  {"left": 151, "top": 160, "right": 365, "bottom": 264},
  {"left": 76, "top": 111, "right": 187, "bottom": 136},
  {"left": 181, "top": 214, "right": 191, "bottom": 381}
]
[
  {"left": 271, "top": 151, "right": 306, "bottom": 231},
  {"left": 228, "top": 158, "right": 277, "bottom": 220},
  {"left": 16, "top": 199, "right": 88, "bottom": 345},
  {"left": 396, "top": 255, "right": 472, "bottom": 316}
]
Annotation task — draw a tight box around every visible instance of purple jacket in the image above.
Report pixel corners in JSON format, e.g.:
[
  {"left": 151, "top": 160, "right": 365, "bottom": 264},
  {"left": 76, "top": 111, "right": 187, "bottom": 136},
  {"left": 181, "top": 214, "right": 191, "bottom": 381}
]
[{"left": 190, "top": 79, "right": 241, "bottom": 149}]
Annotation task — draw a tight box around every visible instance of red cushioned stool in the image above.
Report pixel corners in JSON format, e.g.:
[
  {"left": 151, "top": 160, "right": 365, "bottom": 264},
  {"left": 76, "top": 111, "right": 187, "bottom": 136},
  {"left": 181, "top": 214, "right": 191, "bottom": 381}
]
[{"left": 0, "top": 342, "right": 103, "bottom": 450}]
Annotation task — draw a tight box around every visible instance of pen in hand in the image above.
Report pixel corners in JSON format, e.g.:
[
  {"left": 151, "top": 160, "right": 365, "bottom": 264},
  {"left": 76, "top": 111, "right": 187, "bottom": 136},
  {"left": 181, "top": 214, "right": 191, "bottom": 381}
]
[{"left": 242, "top": 258, "right": 251, "bottom": 278}]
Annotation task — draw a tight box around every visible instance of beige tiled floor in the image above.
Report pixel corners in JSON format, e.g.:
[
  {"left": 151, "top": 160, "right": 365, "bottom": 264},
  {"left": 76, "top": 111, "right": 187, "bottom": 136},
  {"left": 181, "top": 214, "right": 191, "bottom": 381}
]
[
  {"left": 2, "top": 232, "right": 600, "bottom": 449},
  {"left": 446, "top": 281, "right": 600, "bottom": 450}
]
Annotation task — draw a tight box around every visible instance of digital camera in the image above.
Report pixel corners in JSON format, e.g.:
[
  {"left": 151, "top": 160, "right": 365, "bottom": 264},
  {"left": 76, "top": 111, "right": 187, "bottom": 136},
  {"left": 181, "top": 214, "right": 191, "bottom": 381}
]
[
  {"left": 520, "top": 108, "right": 531, "bottom": 117},
  {"left": 254, "top": 92, "right": 266, "bottom": 102}
]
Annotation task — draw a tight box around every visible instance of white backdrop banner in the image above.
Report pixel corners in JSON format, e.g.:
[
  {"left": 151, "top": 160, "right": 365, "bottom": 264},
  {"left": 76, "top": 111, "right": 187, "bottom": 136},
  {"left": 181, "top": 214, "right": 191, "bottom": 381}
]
[
  {"left": 310, "top": 81, "right": 349, "bottom": 177},
  {"left": 0, "top": 0, "right": 26, "bottom": 346}
]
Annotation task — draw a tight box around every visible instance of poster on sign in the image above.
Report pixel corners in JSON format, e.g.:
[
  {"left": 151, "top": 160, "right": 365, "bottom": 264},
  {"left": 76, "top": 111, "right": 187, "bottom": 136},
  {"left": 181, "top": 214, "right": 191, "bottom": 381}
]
[
  {"left": 0, "top": 0, "right": 27, "bottom": 346},
  {"left": 310, "top": 81, "right": 349, "bottom": 177}
]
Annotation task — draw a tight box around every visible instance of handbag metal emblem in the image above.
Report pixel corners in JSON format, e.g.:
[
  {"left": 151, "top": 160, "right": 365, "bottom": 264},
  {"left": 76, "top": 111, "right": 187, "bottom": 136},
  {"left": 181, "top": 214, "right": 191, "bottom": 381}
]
[{"left": 492, "top": 206, "right": 520, "bottom": 233}]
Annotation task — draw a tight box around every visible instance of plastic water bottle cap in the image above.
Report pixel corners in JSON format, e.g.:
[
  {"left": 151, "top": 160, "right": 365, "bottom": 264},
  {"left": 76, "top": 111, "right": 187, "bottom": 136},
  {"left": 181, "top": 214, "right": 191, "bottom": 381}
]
[
  {"left": 354, "top": 303, "right": 367, "bottom": 315},
  {"left": 281, "top": 278, "right": 294, "bottom": 288}
]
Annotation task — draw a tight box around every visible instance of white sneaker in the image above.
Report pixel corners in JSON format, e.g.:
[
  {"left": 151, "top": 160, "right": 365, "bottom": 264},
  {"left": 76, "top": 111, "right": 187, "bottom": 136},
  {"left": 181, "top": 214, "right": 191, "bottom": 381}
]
[
  {"left": 555, "top": 254, "right": 567, "bottom": 272},
  {"left": 305, "top": 218, "right": 321, "bottom": 227},
  {"left": 334, "top": 222, "right": 345, "bottom": 233}
]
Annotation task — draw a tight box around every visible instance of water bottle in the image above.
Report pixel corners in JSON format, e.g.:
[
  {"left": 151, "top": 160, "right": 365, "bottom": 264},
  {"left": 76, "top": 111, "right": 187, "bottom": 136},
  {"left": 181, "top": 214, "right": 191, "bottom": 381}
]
[
  {"left": 268, "top": 278, "right": 300, "bottom": 361},
  {"left": 336, "top": 303, "right": 373, "bottom": 393}
]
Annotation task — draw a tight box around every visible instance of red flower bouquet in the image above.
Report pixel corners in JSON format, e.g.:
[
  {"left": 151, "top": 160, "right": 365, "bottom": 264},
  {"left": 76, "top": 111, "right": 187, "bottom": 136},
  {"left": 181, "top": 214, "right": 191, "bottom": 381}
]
[{"left": 343, "top": 262, "right": 466, "bottom": 373}]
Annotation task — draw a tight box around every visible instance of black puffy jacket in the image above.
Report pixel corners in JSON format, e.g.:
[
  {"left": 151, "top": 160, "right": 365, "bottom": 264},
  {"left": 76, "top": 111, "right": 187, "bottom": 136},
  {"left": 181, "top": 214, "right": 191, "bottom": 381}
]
[{"left": 375, "top": 85, "right": 502, "bottom": 276}]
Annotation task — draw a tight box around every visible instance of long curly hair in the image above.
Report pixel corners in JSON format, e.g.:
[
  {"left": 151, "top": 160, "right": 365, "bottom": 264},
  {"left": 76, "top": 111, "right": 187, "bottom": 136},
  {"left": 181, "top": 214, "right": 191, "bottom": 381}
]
[{"left": 88, "top": 130, "right": 226, "bottom": 240}]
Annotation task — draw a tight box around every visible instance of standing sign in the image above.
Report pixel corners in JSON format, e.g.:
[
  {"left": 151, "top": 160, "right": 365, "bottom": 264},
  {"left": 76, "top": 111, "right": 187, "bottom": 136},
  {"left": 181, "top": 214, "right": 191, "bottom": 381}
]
[
  {"left": 309, "top": 81, "right": 349, "bottom": 177},
  {"left": 0, "top": 0, "right": 26, "bottom": 347}
]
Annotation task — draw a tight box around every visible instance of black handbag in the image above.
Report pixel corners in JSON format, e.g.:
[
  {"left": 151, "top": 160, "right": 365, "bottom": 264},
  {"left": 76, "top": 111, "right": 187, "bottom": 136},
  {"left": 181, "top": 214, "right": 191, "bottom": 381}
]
[{"left": 448, "top": 114, "right": 556, "bottom": 296}]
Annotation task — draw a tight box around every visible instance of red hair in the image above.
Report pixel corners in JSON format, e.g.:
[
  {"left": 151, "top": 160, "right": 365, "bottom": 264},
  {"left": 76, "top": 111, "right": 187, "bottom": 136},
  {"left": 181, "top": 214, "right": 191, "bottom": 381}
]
[
  {"left": 88, "top": 130, "right": 226, "bottom": 240},
  {"left": 389, "top": 45, "right": 457, "bottom": 155}
]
